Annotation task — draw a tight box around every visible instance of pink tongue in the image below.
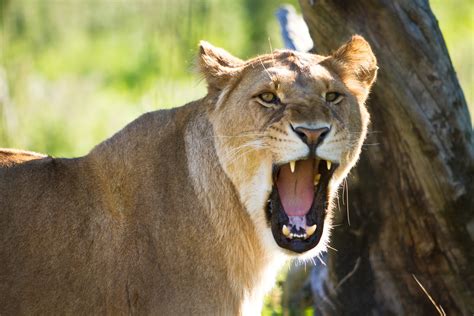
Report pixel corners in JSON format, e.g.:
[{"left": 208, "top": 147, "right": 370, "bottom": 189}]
[{"left": 276, "top": 159, "right": 314, "bottom": 216}]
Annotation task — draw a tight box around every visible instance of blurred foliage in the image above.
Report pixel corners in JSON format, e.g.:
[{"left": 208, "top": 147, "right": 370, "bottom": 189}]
[
  {"left": 0, "top": 0, "right": 472, "bottom": 314},
  {"left": 430, "top": 0, "right": 473, "bottom": 117}
]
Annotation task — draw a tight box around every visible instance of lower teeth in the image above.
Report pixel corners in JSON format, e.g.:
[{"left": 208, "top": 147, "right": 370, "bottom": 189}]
[
  {"left": 282, "top": 224, "right": 317, "bottom": 240},
  {"left": 289, "top": 233, "right": 307, "bottom": 239}
]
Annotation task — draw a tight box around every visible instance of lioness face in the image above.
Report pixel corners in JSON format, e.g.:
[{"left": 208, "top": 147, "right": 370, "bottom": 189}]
[{"left": 201, "top": 36, "right": 377, "bottom": 256}]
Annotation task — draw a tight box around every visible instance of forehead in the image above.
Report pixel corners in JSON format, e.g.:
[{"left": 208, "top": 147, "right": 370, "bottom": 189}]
[
  {"left": 244, "top": 51, "right": 335, "bottom": 92},
  {"left": 268, "top": 64, "right": 332, "bottom": 85}
]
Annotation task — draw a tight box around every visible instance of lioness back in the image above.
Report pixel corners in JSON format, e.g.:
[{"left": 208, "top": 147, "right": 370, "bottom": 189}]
[
  {"left": 0, "top": 152, "right": 133, "bottom": 314},
  {"left": 0, "top": 155, "right": 111, "bottom": 313}
]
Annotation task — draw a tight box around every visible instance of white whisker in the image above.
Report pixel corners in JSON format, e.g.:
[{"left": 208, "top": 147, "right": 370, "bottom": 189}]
[
  {"left": 344, "top": 179, "right": 350, "bottom": 226},
  {"left": 218, "top": 140, "right": 269, "bottom": 166},
  {"left": 327, "top": 244, "right": 338, "bottom": 252},
  {"left": 317, "top": 254, "right": 326, "bottom": 266},
  {"left": 258, "top": 56, "right": 272, "bottom": 81}
]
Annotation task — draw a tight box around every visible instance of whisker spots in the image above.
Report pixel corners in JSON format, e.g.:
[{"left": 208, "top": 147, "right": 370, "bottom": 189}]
[
  {"left": 324, "top": 137, "right": 348, "bottom": 145},
  {"left": 267, "top": 136, "right": 296, "bottom": 143},
  {"left": 268, "top": 125, "right": 288, "bottom": 135}
]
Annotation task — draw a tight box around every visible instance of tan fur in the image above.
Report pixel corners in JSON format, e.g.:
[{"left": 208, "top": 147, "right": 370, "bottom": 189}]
[
  {"left": 0, "top": 148, "right": 46, "bottom": 167},
  {"left": 0, "top": 36, "right": 376, "bottom": 315}
]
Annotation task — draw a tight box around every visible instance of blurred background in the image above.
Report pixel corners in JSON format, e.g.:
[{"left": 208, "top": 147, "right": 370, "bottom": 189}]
[
  {"left": 0, "top": 0, "right": 299, "bottom": 156},
  {"left": 0, "top": 0, "right": 471, "bottom": 158},
  {"left": 0, "top": 0, "right": 472, "bottom": 313}
]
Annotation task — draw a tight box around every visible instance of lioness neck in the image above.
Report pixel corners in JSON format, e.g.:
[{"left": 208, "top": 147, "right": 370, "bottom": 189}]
[{"left": 86, "top": 98, "right": 285, "bottom": 314}]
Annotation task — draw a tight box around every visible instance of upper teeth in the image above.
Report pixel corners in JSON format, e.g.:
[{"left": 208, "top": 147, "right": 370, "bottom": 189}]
[
  {"left": 290, "top": 161, "right": 296, "bottom": 173},
  {"left": 326, "top": 160, "right": 331, "bottom": 170}
]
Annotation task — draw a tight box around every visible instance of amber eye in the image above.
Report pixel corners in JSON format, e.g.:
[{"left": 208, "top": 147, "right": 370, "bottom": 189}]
[
  {"left": 259, "top": 92, "right": 279, "bottom": 104},
  {"left": 325, "top": 92, "right": 341, "bottom": 103}
]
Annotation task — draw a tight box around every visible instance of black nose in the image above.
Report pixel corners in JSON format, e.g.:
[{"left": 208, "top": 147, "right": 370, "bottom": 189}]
[{"left": 292, "top": 125, "right": 330, "bottom": 147}]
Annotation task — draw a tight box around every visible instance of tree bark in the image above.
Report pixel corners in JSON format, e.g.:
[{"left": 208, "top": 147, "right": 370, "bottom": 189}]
[{"left": 296, "top": 0, "right": 474, "bottom": 315}]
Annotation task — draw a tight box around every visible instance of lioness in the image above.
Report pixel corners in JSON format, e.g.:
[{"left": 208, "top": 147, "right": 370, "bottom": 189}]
[{"left": 0, "top": 36, "right": 377, "bottom": 315}]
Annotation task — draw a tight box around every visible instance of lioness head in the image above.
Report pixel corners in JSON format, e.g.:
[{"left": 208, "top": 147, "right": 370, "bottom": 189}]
[{"left": 199, "top": 36, "right": 377, "bottom": 257}]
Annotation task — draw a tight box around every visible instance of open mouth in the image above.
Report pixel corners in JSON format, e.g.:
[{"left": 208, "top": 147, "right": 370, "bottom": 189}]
[{"left": 266, "top": 158, "right": 337, "bottom": 253}]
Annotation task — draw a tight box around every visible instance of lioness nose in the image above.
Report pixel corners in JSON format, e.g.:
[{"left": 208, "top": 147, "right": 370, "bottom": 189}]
[{"left": 292, "top": 126, "right": 330, "bottom": 147}]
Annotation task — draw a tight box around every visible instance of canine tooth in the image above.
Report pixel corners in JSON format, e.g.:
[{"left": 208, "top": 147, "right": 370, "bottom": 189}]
[
  {"left": 282, "top": 225, "right": 290, "bottom": 237},
  {"left": 306, "top": 224, "right": 317, "bottom": 237},
  {"left": 326, "top": 160, "right": 332, "bottom": 170},
  {"left": 314, "top": 174, "right": 321, "bottom": 186},
  {"left": 289, "top": 233, "right": 294, "bottom": 239},
  {"left": 290, "top": 161, "right": 296, "bottom": 173}
]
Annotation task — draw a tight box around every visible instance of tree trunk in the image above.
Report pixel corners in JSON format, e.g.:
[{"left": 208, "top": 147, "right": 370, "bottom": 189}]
[{"left": 296, "top": 0, "right": 474, "bottom": 315}]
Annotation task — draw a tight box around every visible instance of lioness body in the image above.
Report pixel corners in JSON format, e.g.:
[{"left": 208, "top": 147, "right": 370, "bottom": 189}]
[
  {"left": 1, "top": 105, "right": 275, "bottom": 314},
  {"left": 0, "top": 37, "right": 376, "bottom": 314}
]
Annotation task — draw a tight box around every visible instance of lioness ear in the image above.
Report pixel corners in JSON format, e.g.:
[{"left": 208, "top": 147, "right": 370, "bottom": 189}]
[
  {"left": 323, "top": 35, "right": 378, "bottom": 103},
  {"left": 198, "top": 41, "right": 244, "bottom": 91}
]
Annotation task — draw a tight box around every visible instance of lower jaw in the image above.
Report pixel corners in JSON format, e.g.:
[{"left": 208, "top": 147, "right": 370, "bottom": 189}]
[{"left": 268, "top": 187, "right": 327, "bottom": 254}]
